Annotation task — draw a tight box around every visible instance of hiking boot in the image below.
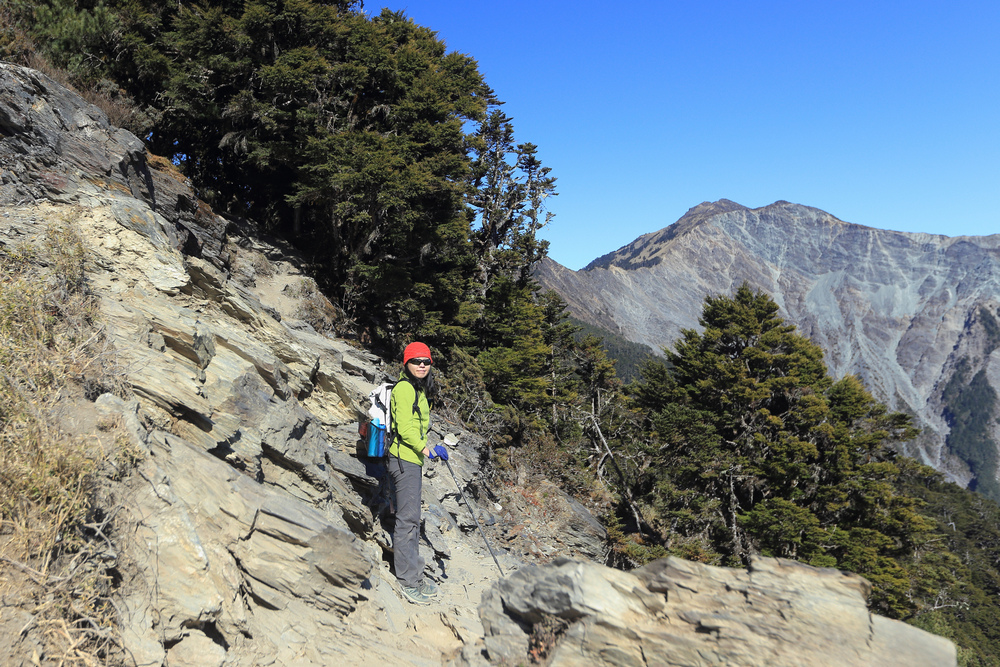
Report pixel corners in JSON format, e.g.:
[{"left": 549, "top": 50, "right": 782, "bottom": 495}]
[
  {"left": 419, "top": 579, "right": 439, "bottom": 598},
  {"left": 402, "top": 585, "right": 432, "bottom": 606}
]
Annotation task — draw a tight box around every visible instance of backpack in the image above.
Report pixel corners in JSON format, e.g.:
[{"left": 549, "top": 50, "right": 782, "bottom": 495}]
[
  {"left": 358, "top": 377, "right": 421, "bottom": 458},
  {"left": 357, "top": 378, "right": 423, "bottom": 521},
  {"left": 359, "top": 380, "right": 395, "bottom": 458}
]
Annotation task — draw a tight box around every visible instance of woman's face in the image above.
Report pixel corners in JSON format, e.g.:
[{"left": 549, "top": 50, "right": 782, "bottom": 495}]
[{"left": 406, "top": 357, "right": 432, "bottom": 379}]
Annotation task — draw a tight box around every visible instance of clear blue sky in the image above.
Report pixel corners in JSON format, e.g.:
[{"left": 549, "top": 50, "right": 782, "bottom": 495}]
[{"left": 380, "top": 1, "right": 999, "bottom": 270}]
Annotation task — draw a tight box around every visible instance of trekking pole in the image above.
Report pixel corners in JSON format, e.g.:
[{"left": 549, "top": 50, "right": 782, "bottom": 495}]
[{"left": 436, "top": 434, "right": 505, "bottom": 577}]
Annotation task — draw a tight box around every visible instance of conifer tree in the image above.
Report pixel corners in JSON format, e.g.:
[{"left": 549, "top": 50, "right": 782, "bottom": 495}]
[
  {"left": 539, "top": 290, "right": 580, "bottom": 427},
  {"left": 627, "top": 283, "right": 933, "bottom": 617},
  {"left": 12, "top": 1, "right": 499, "bottom": 353},
  {"left": 469, "top": 109, "right": 556, "bottom": 295},
  {"left": 475, "top": 277, "right": 549, "bottom": 421}
]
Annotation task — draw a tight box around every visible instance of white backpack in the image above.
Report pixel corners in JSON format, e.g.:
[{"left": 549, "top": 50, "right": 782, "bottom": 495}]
[
  {"left": 360, "top": 380, "right": 395, "bottom": 457},
  {"left": 359, "top": 378, "right": 423, "bottom": 458}
]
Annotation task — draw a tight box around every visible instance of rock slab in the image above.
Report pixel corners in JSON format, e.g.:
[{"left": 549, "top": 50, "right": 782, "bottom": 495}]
[{"left": 479, "top": 555, "right": 956, "bottom": 667}]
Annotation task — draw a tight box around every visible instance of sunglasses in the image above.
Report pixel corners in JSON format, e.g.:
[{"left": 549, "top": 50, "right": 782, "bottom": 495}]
[{"left": 408, "top": 358, "right": 432, "bottom": 367}]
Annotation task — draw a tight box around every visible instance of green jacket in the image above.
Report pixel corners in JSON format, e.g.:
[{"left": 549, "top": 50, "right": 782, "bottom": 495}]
[{"left": 388, "top": 376, "right": 430, "bottom": 466}]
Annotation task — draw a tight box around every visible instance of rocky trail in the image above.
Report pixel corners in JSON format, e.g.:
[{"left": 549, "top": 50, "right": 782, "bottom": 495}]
[{"left": 0, "top": 62, "right": 958, "bottom": 666}]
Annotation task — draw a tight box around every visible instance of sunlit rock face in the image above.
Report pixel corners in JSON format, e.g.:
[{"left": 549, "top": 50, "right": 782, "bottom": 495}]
[
  {"left": 480, "top": 556, "right": 957, "bottom": 667},
  {"left": 536, "top": 199, "right": 1000, "bottom": 490}
]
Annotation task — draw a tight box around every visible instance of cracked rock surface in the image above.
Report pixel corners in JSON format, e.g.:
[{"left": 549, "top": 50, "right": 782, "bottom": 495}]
[{"left": 480, "top": 556, "right": 956, "bottom": 667}]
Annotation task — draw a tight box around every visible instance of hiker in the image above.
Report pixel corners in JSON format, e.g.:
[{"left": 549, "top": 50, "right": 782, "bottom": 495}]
[{"left": 388, "top": 341, "right": 439, "bottom": 605}]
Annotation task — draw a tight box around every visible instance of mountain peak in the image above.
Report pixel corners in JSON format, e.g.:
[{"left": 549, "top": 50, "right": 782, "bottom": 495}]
[
  {"left": 538, "top": 195, "right": 1000, "bottom": 504},
  {"left": 582, "top": 199, "right": 769, "bottom": 271},
  {"left": 581, "top": 199, "right": 854, "bottom": 272},
  {"left": 684, "top": 198, "right": 748, "bottom": 217}
]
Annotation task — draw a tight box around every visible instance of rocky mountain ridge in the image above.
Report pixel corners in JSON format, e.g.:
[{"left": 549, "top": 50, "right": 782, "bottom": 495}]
[
  {"left": 536, "top": 199, "right": 1000, "bottom": 491},
  {"left": 0, "top": 63, "right": 955, "bottom": 666}
]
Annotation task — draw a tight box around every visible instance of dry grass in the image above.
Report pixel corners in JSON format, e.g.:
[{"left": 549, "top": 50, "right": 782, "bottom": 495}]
[
  {"left": 0, "top": 223, "right": 131, "bottom": 665},
  {"left": 0, "top": 4, "right": 34, "bottom": 67},
  {"left": 27, "top": 55, "right": 156, "bottom": 137}
]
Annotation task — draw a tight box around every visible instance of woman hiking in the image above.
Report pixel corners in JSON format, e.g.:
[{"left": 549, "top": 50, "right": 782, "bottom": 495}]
[{"left": 389, "top": 341, "right": 439, "bottom": 605}]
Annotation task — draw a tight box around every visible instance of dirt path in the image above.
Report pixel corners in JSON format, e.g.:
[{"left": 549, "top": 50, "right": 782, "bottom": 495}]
[{"left": 333, "top": 526, "right": 508, "bottom": 666}]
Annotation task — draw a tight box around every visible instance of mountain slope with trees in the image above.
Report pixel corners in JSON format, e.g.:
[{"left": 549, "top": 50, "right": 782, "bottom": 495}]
[
  {"left": 534, "top": 200, "right": 1000, "bottom": 504},
  {"left": 3, "top": 3, "right": 1000, "bottom": 665}
]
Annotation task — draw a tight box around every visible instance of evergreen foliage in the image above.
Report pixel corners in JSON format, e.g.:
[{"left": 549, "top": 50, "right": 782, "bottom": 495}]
[
  {"left": 979, "top": 307, "right": 1000, "bottom": 349},
  {"left": 9, "top": 1, "right": 489, "bottom": 355},
  {"left": 476, "top": 276, "right": 549, "bottom": 415},
  {"left": 939, "top": 307, "right": 1000, "bottom": 506},
  {"left": 469, "top": 110, "right": 555, "bottom": 294},
  {"left": 624, "top": 284, "right": 934, "bottom": 617},
  {"left": 567, "top": 316, "right": 656, "bottom": 384},
  {"left": 4, "top": 0, "right": 563, "bottom": 428},
  {"left": 941, "top": 359, "right": 1000, "bottom": 502},
  {"left": 900, "top": 471, "right": 1000, "bottom": 667},
  {"left": 539, "top": 291, "right": 581, "bottom": 426}
]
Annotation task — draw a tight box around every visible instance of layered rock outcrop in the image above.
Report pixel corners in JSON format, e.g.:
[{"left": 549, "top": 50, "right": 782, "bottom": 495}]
[
  {"left": 536, "top": 200, "right": 1000, "bottom": 488},
  {"left": 0, "top": 61, "right": 506, "bottom": 666},
  {"left": 0, "top": 63, "right": 957, "bottom": 666},
  {"left": 480, "top": 556, "right": 956, "bottom": 666}
]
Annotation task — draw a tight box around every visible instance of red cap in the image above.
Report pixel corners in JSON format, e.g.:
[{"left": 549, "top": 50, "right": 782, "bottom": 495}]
[{"left": 403, "top": 342, "right": 432, "bottom": 365}]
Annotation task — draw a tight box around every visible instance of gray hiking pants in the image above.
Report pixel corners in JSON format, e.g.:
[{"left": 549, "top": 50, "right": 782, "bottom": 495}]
[{"left": 390, "top": 457, "right": 425, "bottom": 588}]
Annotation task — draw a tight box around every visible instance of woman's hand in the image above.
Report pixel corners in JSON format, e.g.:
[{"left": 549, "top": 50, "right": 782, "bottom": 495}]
[{"left": 422, "top": 446, "right": 431, "bottom": 457}]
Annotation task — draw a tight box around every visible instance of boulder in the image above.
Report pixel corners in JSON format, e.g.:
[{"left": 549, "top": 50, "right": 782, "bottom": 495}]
[{"left": 479, "top": 556, "right": 957, "bottom": 667}]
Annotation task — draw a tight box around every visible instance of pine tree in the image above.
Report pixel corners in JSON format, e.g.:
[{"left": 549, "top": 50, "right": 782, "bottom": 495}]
[{"left": 475, "top": 278, "right": 549, "bottom": 421}]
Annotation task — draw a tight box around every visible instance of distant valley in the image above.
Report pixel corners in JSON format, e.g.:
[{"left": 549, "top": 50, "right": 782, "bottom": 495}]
[{"left": 536, "top": 199, "right": 1000, "bottom": 499}]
